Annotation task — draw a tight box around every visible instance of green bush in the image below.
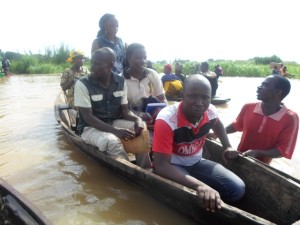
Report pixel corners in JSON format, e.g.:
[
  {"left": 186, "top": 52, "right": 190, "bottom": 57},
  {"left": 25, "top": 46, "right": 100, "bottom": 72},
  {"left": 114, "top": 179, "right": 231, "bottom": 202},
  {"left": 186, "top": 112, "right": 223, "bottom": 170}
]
[
  {"left": 3, "top": 45, "right": 299, "bottom": 79},
  {"left": 11, "top": 55, "right": 38, "bottom": 74}
]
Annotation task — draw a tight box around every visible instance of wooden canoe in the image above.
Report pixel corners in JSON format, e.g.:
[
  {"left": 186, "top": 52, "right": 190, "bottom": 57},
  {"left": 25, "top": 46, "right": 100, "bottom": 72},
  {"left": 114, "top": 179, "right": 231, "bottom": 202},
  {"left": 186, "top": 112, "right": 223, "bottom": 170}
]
[
  {"left": 0, "top": 179, "right": 53, "bottom": 225},
  {"left": 54, "top": 91, "right": 300, "bottom": 225}
]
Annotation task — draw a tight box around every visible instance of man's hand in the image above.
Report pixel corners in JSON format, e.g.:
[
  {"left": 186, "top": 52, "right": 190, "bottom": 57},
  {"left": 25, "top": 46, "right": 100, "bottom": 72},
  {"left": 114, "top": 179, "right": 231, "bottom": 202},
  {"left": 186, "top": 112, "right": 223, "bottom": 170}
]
[
  {"left": 224, "top": 147, "right": 240, "bottom": 159},
  {"left": 113, "top": 128, "right": 136, "bottom": 141},
  {"left": 206, "top": 132, "right": 217, "bottom": 140},
  {"left": 134, "top": 118, "right": 144, "bottom": 136},
  {"left": 222, "top": 147, "right": 240, "bottom": 164},
  {"left": 196, "top": 185, "right": 222, "bottom": 212}
]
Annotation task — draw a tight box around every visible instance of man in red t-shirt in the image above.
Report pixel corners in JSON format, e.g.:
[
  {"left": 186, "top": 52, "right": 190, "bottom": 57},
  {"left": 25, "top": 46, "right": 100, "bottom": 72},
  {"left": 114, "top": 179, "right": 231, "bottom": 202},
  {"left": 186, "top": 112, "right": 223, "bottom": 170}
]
[
  {"left": 226, "top": 74, "right": 299, "bottom": 164},
  {"left": 152, "top": 75, "right": 245, "bottom": 212}
]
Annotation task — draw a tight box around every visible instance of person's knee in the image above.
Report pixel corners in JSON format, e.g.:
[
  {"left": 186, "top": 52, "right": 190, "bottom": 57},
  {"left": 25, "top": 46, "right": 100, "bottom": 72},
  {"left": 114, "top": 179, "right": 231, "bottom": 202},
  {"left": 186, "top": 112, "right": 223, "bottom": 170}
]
[
  {"left": 107, "top": 137, "right": 128, "bottom": 159},
  {"left": 228, "top": 179, "right": 246, "bottom": 202}
]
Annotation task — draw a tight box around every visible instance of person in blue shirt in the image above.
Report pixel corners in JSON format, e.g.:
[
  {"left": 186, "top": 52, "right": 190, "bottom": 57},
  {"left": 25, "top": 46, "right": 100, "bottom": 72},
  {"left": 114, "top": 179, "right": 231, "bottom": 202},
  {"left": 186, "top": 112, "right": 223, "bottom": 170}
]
[
  {"left": 161, "top": 64, "right": 181, "bottom": 84},
  {"left": 161, "top": 64, "right": 183, "bottom": 99}
]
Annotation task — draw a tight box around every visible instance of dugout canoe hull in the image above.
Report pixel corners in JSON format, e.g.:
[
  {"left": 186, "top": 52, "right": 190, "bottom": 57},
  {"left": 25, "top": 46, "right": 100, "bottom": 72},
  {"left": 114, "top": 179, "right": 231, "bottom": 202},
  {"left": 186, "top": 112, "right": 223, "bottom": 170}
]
[
  {"left": 0, "top": 179, "right": 53, "bottom": 225},
  {"left": 54, "top": 91, "right": 300, "bottom": 225}
]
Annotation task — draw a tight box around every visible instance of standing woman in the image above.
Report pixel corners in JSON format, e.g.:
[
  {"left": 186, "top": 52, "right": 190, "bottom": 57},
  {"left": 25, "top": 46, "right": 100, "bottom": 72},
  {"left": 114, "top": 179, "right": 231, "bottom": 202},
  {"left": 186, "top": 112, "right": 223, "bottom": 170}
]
[
  {"left": 121, "top": 43, "right": 168, "bottom": 122},
  {"left": 91, "top": 13, "right": 127, "bottom": 74}
]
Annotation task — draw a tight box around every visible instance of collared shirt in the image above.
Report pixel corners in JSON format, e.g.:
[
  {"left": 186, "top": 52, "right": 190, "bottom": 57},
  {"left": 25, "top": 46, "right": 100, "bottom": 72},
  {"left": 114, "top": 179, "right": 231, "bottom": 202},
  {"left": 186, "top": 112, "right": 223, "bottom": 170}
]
[
  {"left": 152, "top": 102, "right": 218, "bottom": 166},
  {"left": 121, "top": 68, "right": 165, "bottom": 110},
  {"left": 232, "top": 102, "right": 299, "bottom": 164}
]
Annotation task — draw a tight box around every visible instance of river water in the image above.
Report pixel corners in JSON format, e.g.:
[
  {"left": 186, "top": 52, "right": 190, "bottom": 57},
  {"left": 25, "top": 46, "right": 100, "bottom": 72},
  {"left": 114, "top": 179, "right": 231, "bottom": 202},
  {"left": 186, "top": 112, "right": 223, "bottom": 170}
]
[{"left": 0, "top": 75, "right": 299, "bottom": 225}]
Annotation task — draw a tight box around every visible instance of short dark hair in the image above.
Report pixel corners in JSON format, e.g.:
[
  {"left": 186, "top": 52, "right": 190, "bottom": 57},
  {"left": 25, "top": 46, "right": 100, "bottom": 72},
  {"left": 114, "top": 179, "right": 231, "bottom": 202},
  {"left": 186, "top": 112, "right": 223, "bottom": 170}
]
[
  {"left": 126, "top": 43, "right": 145, "bottom": 60},
  {"left": 273, "top": 75, "right": 291, "bottom": 99},
  {"left": 123, "top": 43, "right": 146, "bottom": 79}
]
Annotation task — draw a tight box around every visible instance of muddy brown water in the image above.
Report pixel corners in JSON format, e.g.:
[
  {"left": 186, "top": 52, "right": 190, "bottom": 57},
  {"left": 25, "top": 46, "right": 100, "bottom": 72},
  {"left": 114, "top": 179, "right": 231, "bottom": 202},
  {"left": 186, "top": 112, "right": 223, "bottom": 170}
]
[{"left": 0, "top": 75, "right": 299, "bottom": 224}]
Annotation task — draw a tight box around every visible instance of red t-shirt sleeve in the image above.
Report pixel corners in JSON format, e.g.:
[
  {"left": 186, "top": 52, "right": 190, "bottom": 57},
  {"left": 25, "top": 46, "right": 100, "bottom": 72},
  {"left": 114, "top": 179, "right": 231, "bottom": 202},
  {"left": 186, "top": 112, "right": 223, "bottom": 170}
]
[
  {"left": 276, "top": 112, "right": 299, "bottom": 159},
  {"left": 152, "top": 119, "right": 174, "bottom": 155}
]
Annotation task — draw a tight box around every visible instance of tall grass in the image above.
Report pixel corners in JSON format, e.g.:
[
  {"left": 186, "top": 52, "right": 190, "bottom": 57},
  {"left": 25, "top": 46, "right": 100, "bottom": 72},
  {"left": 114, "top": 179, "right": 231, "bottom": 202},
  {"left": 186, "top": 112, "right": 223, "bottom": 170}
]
[
  {"left": 4, "top": 44, "right": 300, "bottom": 79},
  {"left": 9, "top": 44, "right": 90, "bottom": 74},
  {"left": 153, "top": 60, "right": 300, "bottom": 79}
]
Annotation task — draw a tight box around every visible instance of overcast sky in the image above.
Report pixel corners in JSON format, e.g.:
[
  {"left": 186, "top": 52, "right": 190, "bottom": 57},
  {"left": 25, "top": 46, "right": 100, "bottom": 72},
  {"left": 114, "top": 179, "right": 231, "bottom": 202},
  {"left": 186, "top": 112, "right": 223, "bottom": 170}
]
[{"left": 1, "top": 0, "right": 299, "bottom": 63}]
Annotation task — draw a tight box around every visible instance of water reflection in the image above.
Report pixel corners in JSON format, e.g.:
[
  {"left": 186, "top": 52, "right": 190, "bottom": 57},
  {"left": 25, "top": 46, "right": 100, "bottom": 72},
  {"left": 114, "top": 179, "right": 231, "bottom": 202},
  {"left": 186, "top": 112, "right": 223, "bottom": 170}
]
[{"left": 0, "top": 75, "right": 299, "bottom": 225}]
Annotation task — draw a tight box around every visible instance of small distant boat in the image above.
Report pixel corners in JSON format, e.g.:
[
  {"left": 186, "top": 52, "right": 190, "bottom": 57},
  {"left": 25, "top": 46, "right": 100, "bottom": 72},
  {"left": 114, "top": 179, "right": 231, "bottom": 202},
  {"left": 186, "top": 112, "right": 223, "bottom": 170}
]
[
  {"left": 0, "top": 179, "right": 53, "bottom": 225},
  {"left": 211, "top": 96, "right": 231, "bottom": 105},
  {"left": 167, "top": 96, "right": 231, "bottom": 105},
  {"left": 54, "top": 90, "right": 300, "bottom": 225}
]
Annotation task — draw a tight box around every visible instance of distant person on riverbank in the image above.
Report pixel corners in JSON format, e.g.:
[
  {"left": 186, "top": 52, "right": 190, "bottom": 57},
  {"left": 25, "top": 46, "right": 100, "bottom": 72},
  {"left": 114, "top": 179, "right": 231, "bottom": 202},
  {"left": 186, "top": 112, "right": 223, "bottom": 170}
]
[
  {"left": 91, "top": 13, "right": 127, "bottom": 74},
  {"left": 152, "top": 75, "right": 245, "bottom": 212},
  {"left": 121, "top": 43, "right": 167, "bottom": 123},
  {"left": 60, "top": 51, "right": 89, "bottom": 109},
  {"left": 226, "top": 74, "right": 299, "bottom": 164},
  {"left": 279, "top": 65, "right": 294, "bottom": 78},
  {"left": 199, "top": 62, "right": 218, "bottom": 98},
  {"left": 175, "top": 63, "right": 186, "bottom": 82},
  {"left": 2, "top": 57, "right": 10, "bottom": 76},
  {"left": 74, "top": 47, "right": 151, "bottom": 168},
  {"left": 272, "top": 65, "right": 279, "bottom": 75},
  {"left": 161, "top": 64, "right": 183, "bottom": 99},
  {"left": 214, "top": 64, "right": 224, "bottom": 79}
]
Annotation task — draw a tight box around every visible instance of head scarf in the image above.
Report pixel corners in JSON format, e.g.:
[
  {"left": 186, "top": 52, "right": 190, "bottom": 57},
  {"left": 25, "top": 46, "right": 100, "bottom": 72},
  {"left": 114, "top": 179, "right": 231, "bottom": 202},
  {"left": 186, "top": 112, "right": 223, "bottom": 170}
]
[
  {"left": 164, "top": 64, "right": 172, "bottom": 70},
  {"left": 66, "top": 51, "right": 85, "bottom": 63}
]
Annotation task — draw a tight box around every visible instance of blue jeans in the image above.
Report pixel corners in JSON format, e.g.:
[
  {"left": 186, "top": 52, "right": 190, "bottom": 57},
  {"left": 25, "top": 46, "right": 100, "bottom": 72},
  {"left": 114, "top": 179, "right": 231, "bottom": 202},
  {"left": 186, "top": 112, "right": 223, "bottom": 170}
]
[{"left": 178, "top": 158, "right": 245, "bottom": 202}]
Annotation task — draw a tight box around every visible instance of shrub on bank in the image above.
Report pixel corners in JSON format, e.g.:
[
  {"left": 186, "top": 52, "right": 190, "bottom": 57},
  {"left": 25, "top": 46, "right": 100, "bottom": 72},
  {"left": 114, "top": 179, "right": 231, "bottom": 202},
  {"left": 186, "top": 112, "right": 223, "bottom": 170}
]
[{"left": 3, "top": 45, "right": 299, "bottom": 78}]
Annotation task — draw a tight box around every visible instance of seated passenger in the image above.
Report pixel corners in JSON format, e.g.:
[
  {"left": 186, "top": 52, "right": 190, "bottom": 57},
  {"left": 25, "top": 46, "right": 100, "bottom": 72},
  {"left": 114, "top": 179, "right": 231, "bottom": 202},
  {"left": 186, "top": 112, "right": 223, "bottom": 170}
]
[
  {"left": 152, "top": 75, "right": 245, "bottom": 212},
  {"left": 175, "top": 63, "right": 186, "bottom": 82},
  {"left": 60, "top": 50, "right": 89, "bottom": 109},
  {"left": 226, "top": 74, "right": 299, "bottom": 164},
  {"left": 199, "top": 62, "right": 218, "bottom": 98},
  {"left": 121, "top": 43, "right": 168, "bottom": 124},
  {"left": 272, "top": 65, "right": 279, "bottom": 75},
  {"left": 161, "top": 64, "right": 183, "bottom": 99},
  {"left": 214, "top": 64, "right": 224, "bottom": 79},
  {"left": 74, "top": 47, "right": 151, "bottom": 168}
]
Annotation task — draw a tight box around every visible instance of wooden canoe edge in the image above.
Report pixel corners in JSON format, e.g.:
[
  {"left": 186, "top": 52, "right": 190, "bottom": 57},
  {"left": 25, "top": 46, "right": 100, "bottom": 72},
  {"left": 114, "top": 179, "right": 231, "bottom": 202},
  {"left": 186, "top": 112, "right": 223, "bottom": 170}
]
[
  {"left": 204, "top": 139, "right": 300, "bottom": 225},
  {"left": 0, "top": 178, "right": 53, "bottom": 225}
]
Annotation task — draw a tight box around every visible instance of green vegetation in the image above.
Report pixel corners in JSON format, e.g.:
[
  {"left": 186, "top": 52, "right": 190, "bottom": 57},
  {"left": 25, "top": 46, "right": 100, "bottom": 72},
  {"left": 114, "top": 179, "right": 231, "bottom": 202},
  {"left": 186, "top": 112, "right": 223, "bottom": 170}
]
[
  {"left": 153, "top": 58, "right": 300, "bottom": 79},
  {"left": 3, "top": 44, "right": 90, "bottom": 74},
  {"left": 2, "top": 44, "right": 300, "bottom": 79}
]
